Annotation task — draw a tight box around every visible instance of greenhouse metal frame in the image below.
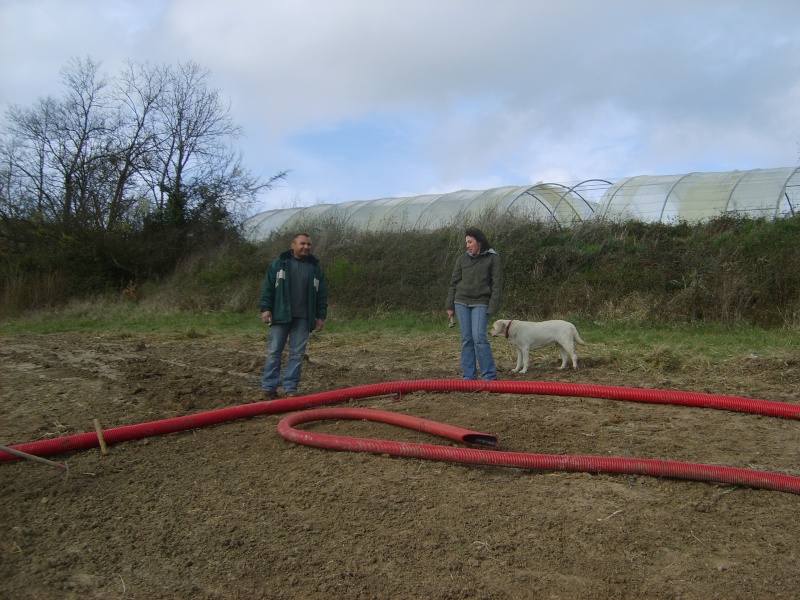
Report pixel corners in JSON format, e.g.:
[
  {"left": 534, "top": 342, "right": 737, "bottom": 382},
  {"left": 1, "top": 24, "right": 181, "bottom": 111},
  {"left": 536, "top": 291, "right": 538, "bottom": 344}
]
[{"left": 244, "top": 167, "right": 800, "bottom": 239}]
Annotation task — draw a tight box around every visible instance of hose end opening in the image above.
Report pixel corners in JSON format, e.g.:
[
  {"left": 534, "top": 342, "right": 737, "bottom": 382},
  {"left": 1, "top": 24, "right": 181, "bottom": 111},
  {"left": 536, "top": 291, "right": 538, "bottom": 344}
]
[{"left": 463, "top": 434, "right": 498, "bottom": 447}]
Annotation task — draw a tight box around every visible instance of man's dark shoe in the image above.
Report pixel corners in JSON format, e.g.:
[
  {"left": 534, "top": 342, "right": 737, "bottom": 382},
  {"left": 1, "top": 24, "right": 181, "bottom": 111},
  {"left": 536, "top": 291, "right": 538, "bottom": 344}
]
[
  {"left": 261, "top": 390, "right": 278, "bottom": 400},
  {"left": 283, "top": 391, "right": 298, "bottom": 398}
]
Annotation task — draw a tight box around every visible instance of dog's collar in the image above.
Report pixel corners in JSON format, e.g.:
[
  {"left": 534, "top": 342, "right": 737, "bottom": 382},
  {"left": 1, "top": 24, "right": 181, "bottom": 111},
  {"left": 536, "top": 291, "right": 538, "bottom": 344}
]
[{"left": 505, "top": 320, "right": 513, "bottom": 338}]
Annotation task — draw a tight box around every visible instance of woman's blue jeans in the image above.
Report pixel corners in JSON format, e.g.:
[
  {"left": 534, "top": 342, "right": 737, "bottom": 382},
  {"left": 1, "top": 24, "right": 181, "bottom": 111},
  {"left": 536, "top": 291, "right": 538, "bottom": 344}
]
[
  {"left": 261, "top": 318, "right": 310, "bottom": 393},
  {"left": 454, "top": 304, "right": 497, "bottom": 381}
]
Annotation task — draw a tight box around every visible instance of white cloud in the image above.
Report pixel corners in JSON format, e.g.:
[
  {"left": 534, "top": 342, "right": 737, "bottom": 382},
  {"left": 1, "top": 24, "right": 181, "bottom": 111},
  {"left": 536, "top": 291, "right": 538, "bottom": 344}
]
[{"left": 2, "top": 0, "right": 800, "bottom": 213}]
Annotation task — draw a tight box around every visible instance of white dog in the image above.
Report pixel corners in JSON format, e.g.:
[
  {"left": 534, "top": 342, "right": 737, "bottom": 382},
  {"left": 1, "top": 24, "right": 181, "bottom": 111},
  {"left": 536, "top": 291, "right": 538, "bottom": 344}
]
[{"left": 491, "top": 319, "right": 586, "bottom": 372}]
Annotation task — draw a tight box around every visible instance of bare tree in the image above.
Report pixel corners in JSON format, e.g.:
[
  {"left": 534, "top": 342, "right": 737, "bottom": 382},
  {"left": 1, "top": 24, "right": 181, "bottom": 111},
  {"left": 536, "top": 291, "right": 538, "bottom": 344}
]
[
  {"left": 1, "top": 57, "right": 281, "bottom": 234},
  {"left": 0, "top": 55, "right": 289, "bottom": 305},
  {"left": 3, "top": 96, "right": 59, "bottom": 218},
  {"left": 1, "top": 57, "right": 116, "bottom": 231},
  {"left": 50, "top": 57, "right": 111, "bottom": 226},
  {"left": 151, "top": 61, "right": 239, "bottom": 226},
  {"left": 103, "top": 59, "right": 166, "bottom": 229}
]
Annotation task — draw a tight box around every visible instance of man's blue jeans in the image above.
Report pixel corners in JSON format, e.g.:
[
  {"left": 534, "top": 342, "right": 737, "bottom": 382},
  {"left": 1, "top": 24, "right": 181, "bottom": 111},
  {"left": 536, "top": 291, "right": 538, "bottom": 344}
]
[
  {"left": 261, "top": 318, "right": 310, "bottom": 393},
  {"left": 454, "top": 304, "right": 497, "bottom": 381}
]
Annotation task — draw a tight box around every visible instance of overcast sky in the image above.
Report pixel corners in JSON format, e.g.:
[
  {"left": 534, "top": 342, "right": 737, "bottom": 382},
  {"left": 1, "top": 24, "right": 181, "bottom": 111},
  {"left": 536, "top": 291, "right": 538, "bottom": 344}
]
[{"left": 2, "top": 0, "right": 799, "bottom": 213}]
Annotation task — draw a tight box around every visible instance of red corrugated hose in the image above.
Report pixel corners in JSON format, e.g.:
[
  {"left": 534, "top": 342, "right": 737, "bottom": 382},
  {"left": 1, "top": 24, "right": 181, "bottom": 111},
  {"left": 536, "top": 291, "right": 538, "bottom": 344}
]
[{"left": 3, "top": 380, "right": 800, "bottom": 494}]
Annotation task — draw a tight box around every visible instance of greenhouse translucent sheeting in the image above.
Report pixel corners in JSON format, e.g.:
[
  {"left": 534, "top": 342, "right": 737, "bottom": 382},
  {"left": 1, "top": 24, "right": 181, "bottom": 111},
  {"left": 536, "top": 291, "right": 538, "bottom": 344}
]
[
  {"left": 243, "top": 167, "right": 800, "bottom": 240},
  {"left": 598, "top": 167, "right": 800, "bottom": 223},
  {"left": 243, "top": 183, "right": 599, "bottom": 239}
]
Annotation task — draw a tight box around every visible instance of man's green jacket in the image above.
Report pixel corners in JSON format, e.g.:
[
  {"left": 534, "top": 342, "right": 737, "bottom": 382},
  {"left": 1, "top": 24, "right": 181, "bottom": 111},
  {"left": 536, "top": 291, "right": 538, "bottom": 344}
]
[{"left": 259, "top": 249, "right": 328, "bottom": 331}]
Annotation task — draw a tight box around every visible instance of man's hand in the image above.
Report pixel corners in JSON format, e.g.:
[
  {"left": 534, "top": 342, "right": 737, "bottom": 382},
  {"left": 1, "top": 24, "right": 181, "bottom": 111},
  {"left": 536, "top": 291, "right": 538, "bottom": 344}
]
[
  {"left": 261, "top": 311, "right": 272, "bottom": 325},
  {"left": 315, "top": 318, "right": 325, "bottom": 332}
]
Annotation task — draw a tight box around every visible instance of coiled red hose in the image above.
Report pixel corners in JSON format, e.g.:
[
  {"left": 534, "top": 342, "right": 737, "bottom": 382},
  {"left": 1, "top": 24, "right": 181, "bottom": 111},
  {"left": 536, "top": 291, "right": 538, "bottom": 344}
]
[
  {"left": 3, "top": 380, "right": 799, "bottom": 494},
  {"left": 278, "top": 407, "right": 800, "bottom": 495}
]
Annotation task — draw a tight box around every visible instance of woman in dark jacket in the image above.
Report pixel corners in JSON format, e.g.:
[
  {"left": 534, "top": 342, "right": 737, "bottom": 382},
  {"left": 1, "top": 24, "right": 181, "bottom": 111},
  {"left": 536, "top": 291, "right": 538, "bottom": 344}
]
[{"left": 446, "top": 227, "right": 503, "bottom": 380}]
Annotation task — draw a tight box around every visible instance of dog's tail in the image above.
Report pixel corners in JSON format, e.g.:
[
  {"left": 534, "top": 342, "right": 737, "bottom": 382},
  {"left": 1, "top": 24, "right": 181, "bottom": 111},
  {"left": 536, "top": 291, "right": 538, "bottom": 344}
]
[{"left": 572, "top": 325, "right": 586, "bottom": 346}]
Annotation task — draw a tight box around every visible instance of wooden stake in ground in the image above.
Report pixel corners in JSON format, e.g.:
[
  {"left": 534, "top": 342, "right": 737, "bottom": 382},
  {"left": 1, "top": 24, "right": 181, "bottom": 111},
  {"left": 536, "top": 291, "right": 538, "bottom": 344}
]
[{"left": 93, "top": 418, "right": 108, "bottom": 455}]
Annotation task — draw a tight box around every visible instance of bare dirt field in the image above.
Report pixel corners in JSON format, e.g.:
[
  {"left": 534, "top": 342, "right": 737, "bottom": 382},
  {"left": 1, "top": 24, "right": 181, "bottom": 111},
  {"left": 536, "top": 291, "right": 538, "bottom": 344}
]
[{"left": 1, "top": 327, "right": 799, "bottom": 599}]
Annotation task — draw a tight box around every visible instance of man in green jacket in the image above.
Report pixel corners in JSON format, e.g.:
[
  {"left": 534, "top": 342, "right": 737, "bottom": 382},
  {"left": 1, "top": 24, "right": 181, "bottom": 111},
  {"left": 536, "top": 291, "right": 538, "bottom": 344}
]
[{"left": 259, "top": 233, "right": 328, "bottom": 398}]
